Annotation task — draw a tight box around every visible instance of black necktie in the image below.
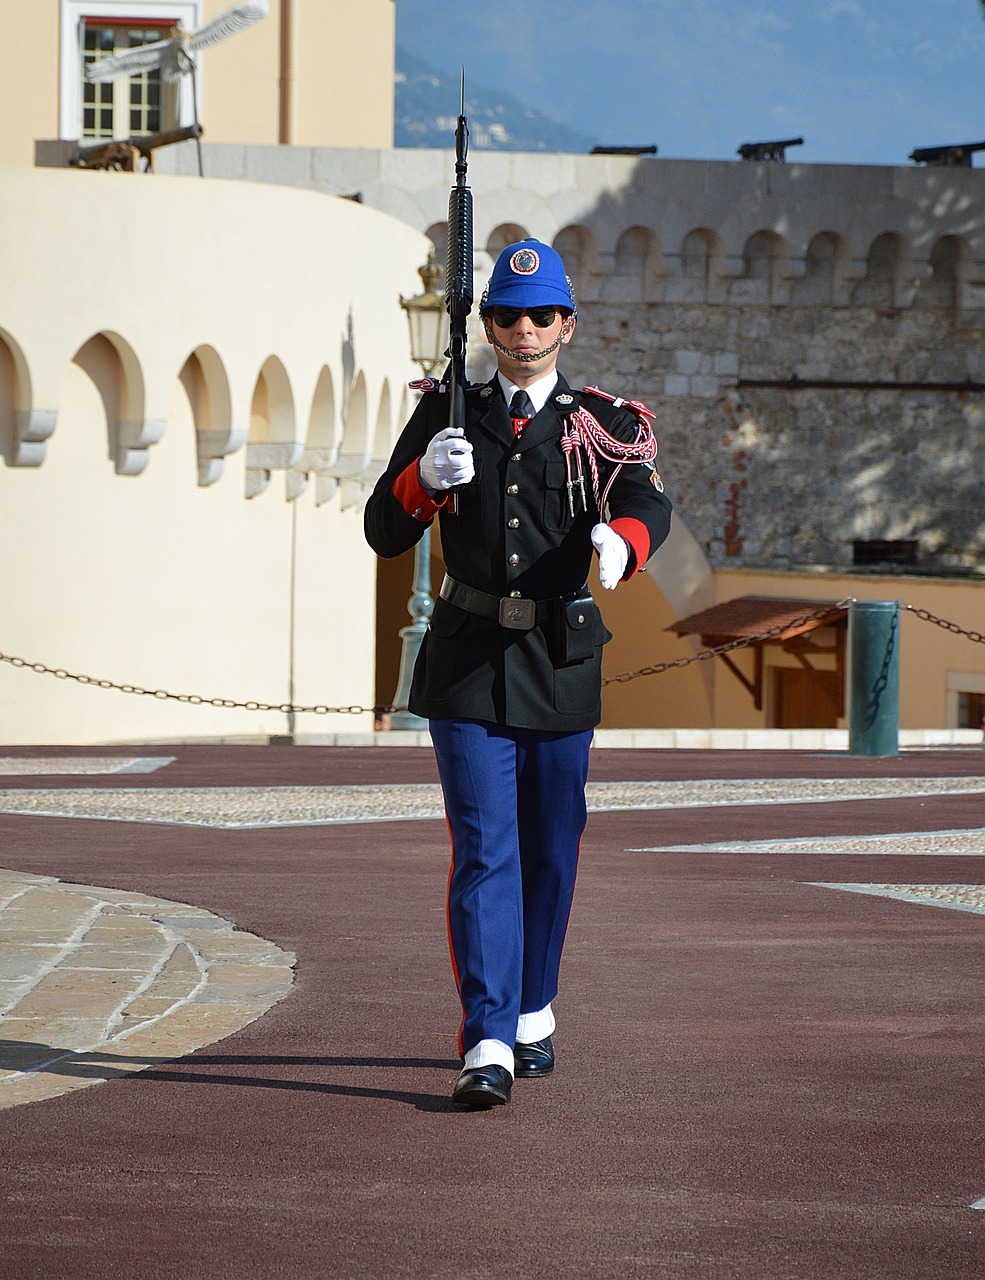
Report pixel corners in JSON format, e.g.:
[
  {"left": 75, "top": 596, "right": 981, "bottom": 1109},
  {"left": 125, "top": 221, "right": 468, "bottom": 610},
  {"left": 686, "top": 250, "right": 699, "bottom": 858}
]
[{"left": 510, "top": 390, "right": 535, "bottom": 433}]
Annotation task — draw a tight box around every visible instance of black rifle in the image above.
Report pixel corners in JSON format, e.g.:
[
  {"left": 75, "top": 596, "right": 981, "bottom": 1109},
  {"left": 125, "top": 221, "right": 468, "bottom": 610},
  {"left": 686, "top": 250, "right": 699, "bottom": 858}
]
[{"left": 443, "top": 72, "right": 473, "bottom": 514}]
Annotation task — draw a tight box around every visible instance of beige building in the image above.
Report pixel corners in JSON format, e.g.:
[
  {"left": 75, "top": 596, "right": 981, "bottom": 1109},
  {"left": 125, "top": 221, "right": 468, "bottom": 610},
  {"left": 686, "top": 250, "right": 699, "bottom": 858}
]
[
  {"left": 0, "top": 1, "right": 421, "bottom": 745},
  {"left": 1, "top": 0, "right": 394, "bottom": 170},
  {"left": 1, "top": 1, "right": 983, "bottom": 745}
]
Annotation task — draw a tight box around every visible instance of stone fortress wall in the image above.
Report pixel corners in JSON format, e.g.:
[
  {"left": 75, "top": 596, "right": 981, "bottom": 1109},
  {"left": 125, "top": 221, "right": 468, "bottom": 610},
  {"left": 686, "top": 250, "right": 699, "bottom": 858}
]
[{"left": 154, "top": 143, "right": 985, "bottom": 575}]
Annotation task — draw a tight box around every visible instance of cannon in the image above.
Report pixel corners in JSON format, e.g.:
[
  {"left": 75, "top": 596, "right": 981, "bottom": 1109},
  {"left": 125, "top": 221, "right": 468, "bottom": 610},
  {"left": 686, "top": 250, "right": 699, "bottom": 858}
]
[
  {"left": 590, "top": 145, "right": 658, "bottom": 156},
  {"left": 738, "top": 137, "right": 804, "bottom": 162},
  {"left": 909, "top": 141, "right": 985, "bottom": 167},
  {"left": 70, "top": 123, "right": 203, "bottom": 172}
]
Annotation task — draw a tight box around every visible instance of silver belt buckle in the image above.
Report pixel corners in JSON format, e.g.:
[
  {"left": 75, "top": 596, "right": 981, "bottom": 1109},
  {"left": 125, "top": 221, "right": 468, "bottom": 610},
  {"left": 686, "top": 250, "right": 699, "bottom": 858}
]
[{"left": 499, "top": 596, "right": 536, "bottom": 630}]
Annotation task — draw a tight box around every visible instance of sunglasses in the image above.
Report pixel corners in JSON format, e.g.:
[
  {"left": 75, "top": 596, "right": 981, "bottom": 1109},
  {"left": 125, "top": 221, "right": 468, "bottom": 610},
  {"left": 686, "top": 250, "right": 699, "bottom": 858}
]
[{"left": 486, "top": 306, "right": 562, "bottom": 329}]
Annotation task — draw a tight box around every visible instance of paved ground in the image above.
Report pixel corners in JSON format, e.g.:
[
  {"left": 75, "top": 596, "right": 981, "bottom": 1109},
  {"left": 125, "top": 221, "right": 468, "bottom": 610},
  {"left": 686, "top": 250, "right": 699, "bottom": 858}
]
[{"left": 1, "top": 741, "right": 985, "bottom": 1278}]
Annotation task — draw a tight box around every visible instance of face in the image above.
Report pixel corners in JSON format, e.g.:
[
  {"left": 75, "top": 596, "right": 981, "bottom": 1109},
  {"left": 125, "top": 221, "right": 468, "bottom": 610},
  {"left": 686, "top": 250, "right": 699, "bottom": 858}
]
[{"left": 482, "top": 305, "right": 575, "bottom": 383}]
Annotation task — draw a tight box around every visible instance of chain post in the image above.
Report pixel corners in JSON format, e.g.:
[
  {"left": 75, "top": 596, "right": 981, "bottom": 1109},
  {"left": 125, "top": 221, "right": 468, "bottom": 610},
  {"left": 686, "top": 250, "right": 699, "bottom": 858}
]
[{"left": 848, "top": 599, "right": 900, "bottom": 757}]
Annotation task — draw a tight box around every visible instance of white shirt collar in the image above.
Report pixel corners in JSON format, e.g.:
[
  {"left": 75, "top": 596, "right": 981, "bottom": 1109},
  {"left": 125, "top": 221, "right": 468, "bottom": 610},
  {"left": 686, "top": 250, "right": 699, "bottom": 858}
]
[{"left": 496, "top": 369, "right": 559, "bottom": 416}]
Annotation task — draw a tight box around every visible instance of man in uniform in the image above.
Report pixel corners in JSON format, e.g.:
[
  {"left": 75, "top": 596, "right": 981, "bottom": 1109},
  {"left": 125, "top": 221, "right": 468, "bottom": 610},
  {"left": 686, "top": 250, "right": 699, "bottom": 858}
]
[{"left": 365, "top": 239, "right": 672, "bottom": 1108}]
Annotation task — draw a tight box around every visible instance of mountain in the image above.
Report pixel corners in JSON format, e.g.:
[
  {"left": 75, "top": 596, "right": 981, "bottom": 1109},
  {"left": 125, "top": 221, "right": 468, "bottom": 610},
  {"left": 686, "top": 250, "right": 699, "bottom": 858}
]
[{"left": 394, "top": 47, "right": 598, "bottom": 153}]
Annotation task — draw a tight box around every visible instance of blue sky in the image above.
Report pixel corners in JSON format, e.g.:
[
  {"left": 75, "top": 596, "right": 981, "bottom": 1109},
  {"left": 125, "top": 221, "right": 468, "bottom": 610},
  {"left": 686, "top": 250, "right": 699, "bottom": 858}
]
[{"left": 396, "top": 0, "right": 985, "bottom": 165}]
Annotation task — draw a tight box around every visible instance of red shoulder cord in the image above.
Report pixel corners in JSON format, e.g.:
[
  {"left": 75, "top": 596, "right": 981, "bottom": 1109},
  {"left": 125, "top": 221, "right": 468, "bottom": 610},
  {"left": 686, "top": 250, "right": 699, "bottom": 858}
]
[{"left": 560, "top": 387, "right": 662, "bottom": 517}]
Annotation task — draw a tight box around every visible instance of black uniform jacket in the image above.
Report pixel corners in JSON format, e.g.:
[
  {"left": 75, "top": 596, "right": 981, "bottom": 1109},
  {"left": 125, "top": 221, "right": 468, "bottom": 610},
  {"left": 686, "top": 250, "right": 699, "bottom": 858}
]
[{"left": 364, "top": 373, "right": 673, "bottom": 733}]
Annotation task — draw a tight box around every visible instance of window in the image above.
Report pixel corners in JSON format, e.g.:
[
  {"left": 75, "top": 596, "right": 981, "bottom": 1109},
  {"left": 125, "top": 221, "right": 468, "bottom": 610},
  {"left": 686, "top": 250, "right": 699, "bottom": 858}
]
[
  {"left": 958, "top": 691, "right": 985, "bottom": 730},
  {"left": 948, "top": 673, "right": 985, "bottom": 731},
  {"left": 852, "top": 539, "right": 919, "bottom": 568},
  {"left": 80, "top": 18, "right": 180, "bottom": 139}
]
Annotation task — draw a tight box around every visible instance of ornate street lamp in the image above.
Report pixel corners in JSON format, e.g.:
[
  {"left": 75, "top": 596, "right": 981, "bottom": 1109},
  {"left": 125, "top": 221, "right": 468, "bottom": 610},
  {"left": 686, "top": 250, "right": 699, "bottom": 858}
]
[
  {"left": 390, "top": 253, "right": 447, "bottom": 729},
  {"left": 400, "top": 253, "right": 446, "bottom": 376}
]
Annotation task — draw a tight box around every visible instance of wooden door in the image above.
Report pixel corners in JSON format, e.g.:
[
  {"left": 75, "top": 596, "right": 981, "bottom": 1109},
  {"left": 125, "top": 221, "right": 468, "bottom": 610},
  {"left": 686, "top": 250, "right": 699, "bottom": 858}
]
[{"left": 772, "top": 667, "right": 841, "bottom": 729}]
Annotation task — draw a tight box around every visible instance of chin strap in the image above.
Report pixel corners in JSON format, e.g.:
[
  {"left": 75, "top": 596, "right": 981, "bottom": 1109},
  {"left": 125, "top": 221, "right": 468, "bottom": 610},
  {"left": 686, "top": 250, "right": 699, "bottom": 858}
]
[{"left": 482, "top": 316, "right": 574, "bottom": 364}]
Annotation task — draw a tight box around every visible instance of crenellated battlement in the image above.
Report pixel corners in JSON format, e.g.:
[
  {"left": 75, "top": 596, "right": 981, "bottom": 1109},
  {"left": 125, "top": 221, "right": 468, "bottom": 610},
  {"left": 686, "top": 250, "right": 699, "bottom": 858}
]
[
  {"left": 30, "top": 142, "right": 985, "bottom": 577},
  {"left": 149, "top": 145, "right": 985, "bottom": 323}
]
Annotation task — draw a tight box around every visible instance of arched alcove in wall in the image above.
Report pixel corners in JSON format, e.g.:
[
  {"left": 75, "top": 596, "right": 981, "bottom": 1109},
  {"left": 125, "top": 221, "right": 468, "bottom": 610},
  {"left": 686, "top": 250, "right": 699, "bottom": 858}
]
[
  {"left": 731, "top": 230, "right": 790, "bottom": 303},
  {"left": 0, "top": 327, "right": 36, "bottom": 467},
  {"left": 789, "top": 231, "right": 851, "bottom": 305},
  {"left": 336, "top": 377, "right": 392, "bottom": 510},
  {"left": 425, "top": 221, "right": 448, "bottom": 281},
  {"left": 0, "top": 337, "right": 15, "bottom": 466},
  {"left": 248, "top": 355, "right": 295, "bottom": 445},
  {"left": 487, "top": 223, "right": 529, "bottom": 257},
  {"left": 553, "top": 225, "right": 600, "bottom": 303},
  {"left": 302, "top": 365, "right": 339, "bottom": 505},
  {"left": 245, "top": 355, "right": 300, "bottom": 498},
  {"left": 479, "top": 223, "right": 532, "bottom": 300},
  {"left": 914, "top": 234, "right": 972, "bottom": 311},
  {"left": 676, "top": 227, "right": 727, "bottom": 302},
  {"left": 71, "top": 330, "right": 158, "bottom": 475},
  {"left": 603, "top": 226, "right": 664, "bottom": 301},
  {"left": 306, "top": 365, "right": 338, "bottom": 454},
  {"left": 337, "top": 369, "right": 369, "bottom": 472},
  {"left": 177, "top": 344, "right": 235, "bottom": 487},
  {"left": 853, "top": 232, "right": 913, "bottom": 308}
]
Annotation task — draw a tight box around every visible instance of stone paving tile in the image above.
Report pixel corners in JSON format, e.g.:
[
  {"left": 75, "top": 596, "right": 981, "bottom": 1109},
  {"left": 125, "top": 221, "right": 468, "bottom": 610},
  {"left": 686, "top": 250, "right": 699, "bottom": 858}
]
[
  {"left": 0, "top": 775, "right": 982, "bottom": 827},
  {"left": 643, "top": 828, "right": 985, "bottom": 855},
  {"left": 816, "top": 882, "right": 985, "bottom": 918},
  {"left": 0, "top": 756, "right": 174, "bottom": 776},
  {"left": 0, "top": 870, "right": 295, "bottom": 1111}
]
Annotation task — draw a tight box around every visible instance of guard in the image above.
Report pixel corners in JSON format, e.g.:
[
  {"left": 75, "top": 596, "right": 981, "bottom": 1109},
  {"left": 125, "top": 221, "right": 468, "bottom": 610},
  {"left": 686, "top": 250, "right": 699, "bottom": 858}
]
[{"left": 365, "top": 239, "right": 672, "bottom": 1108}]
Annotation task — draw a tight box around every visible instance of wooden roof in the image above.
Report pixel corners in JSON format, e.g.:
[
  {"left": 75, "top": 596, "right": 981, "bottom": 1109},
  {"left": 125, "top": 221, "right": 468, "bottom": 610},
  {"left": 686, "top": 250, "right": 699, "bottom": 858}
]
[{"left": 668, "top": 596, "right": 847, "bottom": 642}]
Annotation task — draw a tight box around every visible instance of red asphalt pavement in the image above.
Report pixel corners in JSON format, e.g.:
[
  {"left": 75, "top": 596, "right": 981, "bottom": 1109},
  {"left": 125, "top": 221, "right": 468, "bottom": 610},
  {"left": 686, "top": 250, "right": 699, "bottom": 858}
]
[{"left": 2, "top": 744, "right": 985, "bottom": 1279}]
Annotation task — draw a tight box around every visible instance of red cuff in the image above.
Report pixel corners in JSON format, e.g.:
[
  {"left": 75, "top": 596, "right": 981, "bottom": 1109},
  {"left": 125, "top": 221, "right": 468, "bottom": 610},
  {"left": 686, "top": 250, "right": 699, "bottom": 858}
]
[
  {"left": 392, "top": 458, "right": 446, "bottom": 522},
  {"left": 609, "top": 517, "right": 650, "bottom": 578}
]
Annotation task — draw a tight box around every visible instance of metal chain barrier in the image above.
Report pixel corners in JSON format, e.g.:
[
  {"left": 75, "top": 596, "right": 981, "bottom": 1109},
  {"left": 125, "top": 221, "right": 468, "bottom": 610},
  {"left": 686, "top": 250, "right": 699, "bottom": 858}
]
[
  {"left": 0, "top": 652, "right": 374, "bottom": 716},
  {"left": 0, "top": 597, "right": 981, "bottom": 712},
  {"left": 903, "top": 603, "right": 985, "bottom": 646},
  {"left": 602, "top": 599, "right": 854, "bottom": 686}
]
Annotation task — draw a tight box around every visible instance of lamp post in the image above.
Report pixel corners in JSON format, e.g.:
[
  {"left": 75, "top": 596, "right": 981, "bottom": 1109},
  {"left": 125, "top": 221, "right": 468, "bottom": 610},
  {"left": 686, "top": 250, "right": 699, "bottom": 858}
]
[{"left": 390, "top": 253, "right": 447, "bottom": 730}]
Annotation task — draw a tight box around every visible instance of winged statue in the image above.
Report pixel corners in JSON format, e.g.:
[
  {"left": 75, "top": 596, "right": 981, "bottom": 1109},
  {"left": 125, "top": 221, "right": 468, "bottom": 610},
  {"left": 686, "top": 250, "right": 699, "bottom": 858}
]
[{"left": 85, "top": 1, "right": 269, "bottom": 83}]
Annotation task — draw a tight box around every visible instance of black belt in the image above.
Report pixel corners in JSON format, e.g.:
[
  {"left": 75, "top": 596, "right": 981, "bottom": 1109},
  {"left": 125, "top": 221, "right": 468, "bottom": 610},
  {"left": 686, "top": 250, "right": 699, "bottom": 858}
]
[{"left": 439, "top": 574, "right": 555, "bottom": 631}]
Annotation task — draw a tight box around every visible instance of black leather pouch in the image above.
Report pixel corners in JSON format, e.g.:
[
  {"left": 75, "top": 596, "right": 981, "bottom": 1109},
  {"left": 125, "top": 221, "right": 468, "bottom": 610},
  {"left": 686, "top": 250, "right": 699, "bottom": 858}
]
[{"left": 554, "top": 590, "right": 598, "bottom": 665}]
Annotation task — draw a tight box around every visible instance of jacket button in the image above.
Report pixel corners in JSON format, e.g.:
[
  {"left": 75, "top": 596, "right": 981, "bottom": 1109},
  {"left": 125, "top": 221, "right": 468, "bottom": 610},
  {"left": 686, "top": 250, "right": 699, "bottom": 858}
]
[
  {"left": 510, "top": 590, "right": 521, "bottom": 598},
  {"left": 507, "top": 484, "right": 519, "bottom": 495},
  {"left": 508, "top": 553, "right": 520, "bottom": 566},
  {"left": 508, "top": 518, "right": 520, "bottom": 529}
]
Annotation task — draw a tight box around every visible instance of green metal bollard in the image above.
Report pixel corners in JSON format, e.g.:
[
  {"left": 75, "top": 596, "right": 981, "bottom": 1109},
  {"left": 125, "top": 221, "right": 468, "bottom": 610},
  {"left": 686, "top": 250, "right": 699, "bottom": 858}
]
[{"left": 848, "top": 599, "right": 900, "bottom": 757}]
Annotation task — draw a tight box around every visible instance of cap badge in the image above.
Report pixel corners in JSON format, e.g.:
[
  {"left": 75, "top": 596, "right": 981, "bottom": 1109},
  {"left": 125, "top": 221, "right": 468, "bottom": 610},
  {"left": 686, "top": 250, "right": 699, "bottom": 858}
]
[{"left": 510, "top": 248, "right": 540, "bottom": 276}]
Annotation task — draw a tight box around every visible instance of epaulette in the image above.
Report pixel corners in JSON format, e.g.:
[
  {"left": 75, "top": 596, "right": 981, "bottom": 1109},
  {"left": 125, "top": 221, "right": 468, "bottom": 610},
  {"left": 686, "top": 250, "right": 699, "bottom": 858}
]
[{"left": 582, "top": 385, "right": 656, "bottom": 423}]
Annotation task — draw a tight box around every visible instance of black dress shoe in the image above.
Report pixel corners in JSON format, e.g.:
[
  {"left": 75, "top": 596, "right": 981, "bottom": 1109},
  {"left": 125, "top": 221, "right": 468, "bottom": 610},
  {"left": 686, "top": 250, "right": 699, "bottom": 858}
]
[
  {"left": 452, "top": 1064, "right": 512, "bottom": 1108},
  {"left": 513, "top": 1035, "right": 554, "bottom": 1079}
]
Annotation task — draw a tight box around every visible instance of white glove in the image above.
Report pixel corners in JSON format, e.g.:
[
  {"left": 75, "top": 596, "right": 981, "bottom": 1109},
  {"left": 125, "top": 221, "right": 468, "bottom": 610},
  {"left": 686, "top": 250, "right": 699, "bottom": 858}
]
[
  {"left": 591, "top": 523, "right": 629, "bottom": 590},
  {"left": 419, "top": 427, "right": 474, "bottom": 492}
]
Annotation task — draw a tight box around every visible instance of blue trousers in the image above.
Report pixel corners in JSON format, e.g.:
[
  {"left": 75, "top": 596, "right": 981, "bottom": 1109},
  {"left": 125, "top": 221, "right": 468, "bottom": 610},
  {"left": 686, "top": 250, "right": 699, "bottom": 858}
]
[{"left": 429, "top": 718, "right": 593, "bottom": 1056}]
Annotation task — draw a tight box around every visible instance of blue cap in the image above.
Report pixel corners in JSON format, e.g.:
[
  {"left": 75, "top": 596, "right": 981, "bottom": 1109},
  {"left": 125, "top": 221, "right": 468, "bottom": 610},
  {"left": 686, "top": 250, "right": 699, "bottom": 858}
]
[{"left": 481, "top": 239, "right": 576, "bottom": 314}]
